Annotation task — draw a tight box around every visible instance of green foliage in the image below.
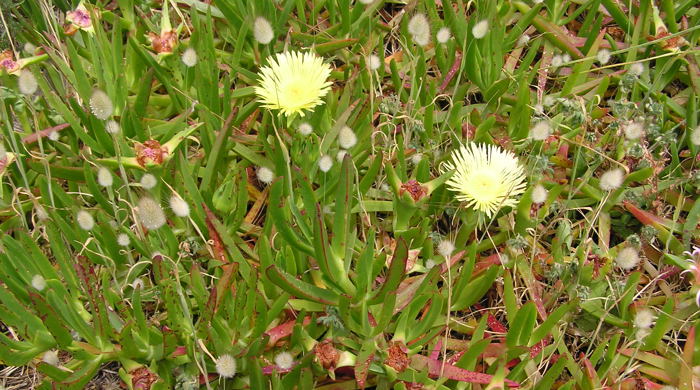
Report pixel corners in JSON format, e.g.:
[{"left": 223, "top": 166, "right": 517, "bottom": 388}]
[{"left": 0, "top": 0, "right": 698, "bottom": 389}]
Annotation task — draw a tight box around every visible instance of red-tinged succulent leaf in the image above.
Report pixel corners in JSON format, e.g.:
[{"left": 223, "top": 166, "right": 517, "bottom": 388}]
[
  {"left": 411, "top": 354, "right": 519, "bottom": 387},
  {"left": 22, "top": 123, "right": 70, "bottom": 144},
  {"left": 355, "top": 351, "right": 374, "bottom": 389},
  {"left": 487, "top": 314, "right": 509, "bottom": 334},
  {"left": 439, "top": 52, "right": 462, "bottom": 92},
  {"left": 430, "top": 339, "right": 442, "bottom": 360},
  {"left": 623, "top": 201, "right": 668, "bottom": 227},
  {"left": 265, "top": 316, "right": 311, "bottom": 347},
  {"left": 203, "top": 203, "right": 227, "bottom": 263}
]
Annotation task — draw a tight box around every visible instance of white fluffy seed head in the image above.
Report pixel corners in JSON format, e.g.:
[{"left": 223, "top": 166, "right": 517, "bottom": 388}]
[
  {"left": 630, "top": 63, "right": 644, "bottom": 76},
  {"left": 77, "top": 210, "right": 95, "bottom": 231},
  {"left": 600, "top": 168, "right": 625, "bottom": 191},
  {"left": 181, "top": 47, "right": 198, "bottom": 67},
  {"left": 274, "top": 352, "right": 295, "bottom": 370},
  {"left": 561, "top": 54, "right": 571, "bottom": 63},
  {"left": 253, "top": 17, "right": 274, "bottom": 44},
  {"left": 411, "top": 153, "right": 422, "bottom": 165},
  {"left": 137, "top": 197, "right": 166, "bottom": 230},
  {"left": 90, "top": 89, "right": 113, "bottom": 120},
  {"left": 436, "top": 27, "right": 451, "bottom": 43},
  {"left": 24, "top": 42, "right": 36, "bottom": 54},
  {"left": 132, "top": 278, "right": 145, "bottom": 289},
  {"left": 338, "top": 126, "right": 357, "bottom": 149},
  {"left": 337, "top": 149, "right": 347, "bottom": 162},
  {"left": 623, "top": 121, "right": 644, "bottom": 140},
  {"left": 517, "top": 34, "right": 531, "bottom": 47},
  {"left": 298, "top": 122, "right": 313, "bottom": 136},
  {"left": 529, "top": 120, "right": 551, "bottom": 141},
  {"left": 42, "top": 350, "right": 60, "bottom": 366},
  {"left": 31, "top": 274, "right": 46, "bottom": 291},
  {"left": 48, "top": 131, "right": 60, "bottom": 141},
  {"left": 105, "top": 120, "right": 120, "bottom": 134},
  {"left": 597, "top": 49, "right": 611, "bottom": 65},
  {"left": 97, "top": 167, "right": 113, "bottom": 187},
  {"left": 117, "top": 233, "right": 130, "bottom": 247},
  {"left": 408, "top": 13, "right": 430, "bottom": 46},
  {"left": 140, "top": 173, "right": 157, "bottom": 189},
  {"left": 472, "top": 19, "right": 489, "bottom": 39},
  {"left": 318, "top": 155, "right": 333, "bottom": 172},
  {"left": 215, "top": 354, "right": 237, "bottom": 378},
  {"left": 634, "top": 309, "right": 655, "bottom": 329},
  {"left": 615, "top": 246, "right": 640, "bottom": 270},
  {"left": 368, "top": 54, "right": 381, "bottom": 71},
  {"left": 425, "top": 259, "right": 436, "bottom": 269},
  {"left": 531, "top": 184, "right": 548, "bottom": 204},
  {"left": 256, "top": 167, "right": 274, "bottom": 185},
  {"left": 437, "top": 239, "right": 455, "bottom": 258},
  {"left": 18, "top": 70, "right": 38, "bottom": 95},
  {"left": 169, "top": 194, "right": 190, "bottom": 217},
  {"left": 690, "top": 125, "right": 700, "bottom": 146},
  {"left": 551, "top": 55, "right": 563, "bottom": 68}
]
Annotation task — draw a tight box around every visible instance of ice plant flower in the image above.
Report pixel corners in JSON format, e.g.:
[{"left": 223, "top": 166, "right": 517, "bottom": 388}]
[
  {"left": 442, "top": 143, "right": 526, "bottom": 218},
  {"left": 0, "top": 50, "right": 20, "bottom": 74},
  {"left": 65, "top": 2, "right": 95, "bottom": 35},
  {"left": 254, "top": 51, "right": 333, "bottom": 117}
]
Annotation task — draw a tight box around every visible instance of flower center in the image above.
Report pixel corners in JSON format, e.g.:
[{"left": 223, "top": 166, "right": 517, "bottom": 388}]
[{"left": 469, "top": 171, "right": 501, "bottom": 202}]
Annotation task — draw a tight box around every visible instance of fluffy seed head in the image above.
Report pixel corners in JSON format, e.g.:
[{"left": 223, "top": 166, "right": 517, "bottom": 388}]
[
  {"left": 140, "top": 173, "right": 157, "bottom": 189},
  {"left": 274, "top": 352, "right": 295, "bottom": 370},
  {"left": 299, "top": 122, "right": 313, "bottom": 136},
  {"left": 529, "top": 120, "right": 551, "bottom": 141},
  {"left": 425, "top": 259, "right": 436, "bottom": 269},
  {"left": 561, "top": 54, "right": 571, "bottom": 63},
  {"left": 32, "top": 274, "right": 46, "bottom": 291},
  {"left": 442, "top": 143, "right": 527, "bottom": 218},
  {"left": 215, "top": 354, "right": 237, "bottom": 378},
  {"left": 105, "top": 120, "right": 120, "bottom": 134},
  {"left": 42, "top": 350, "right": 60, "bottom": 366},
  {"left": 336, "top": 150, "right": 347, "bottom": 162},
  {"left": 437, "top": 239, "right": 455, "bottom": 258},
  {"left": 615, "top": 246, "right": 640, "bottom": 270},
  {"left": 623, "top": 121, "right": 644, "bottom": 140},
  {"left": 117, "top": 233, "right": 130, "bottom": 247},
  {"left": 90, "top": 89, "right": 113, "bottom": 120},
  {"left": 597, "top": 49, "right": 611, "bottom": 64},
  {"left": 472, "top": 20, "right": 489, "bottom": 39},
  {"left": 517, "top": 34, "right": 530, "bottom": 47},
  {"left": 18, "top": 70, "right": 38, "bottom": 95},
  {"left": 254, "top": 51, "right": 333, "bottom": 117},
  {"left": 600, "top": 168, "right": 624, "bottom": 191},
  {"left": 24, "top": 42, "right": 36, "bottom": 54},
  {"left": 531, "top": 184, "right": 548, "bottom": 204},
  {"left": 253, "top": 17, "right": 274, "bottom": 44},
  {"left": 77, "top": 210, "right": 95, "bottom": 231},
  {"left": 169, "top": 194, "right": 190, "bottom": 217},
  {"left": 181, "top": 47, "right": 197, "bottom": 67},
  {"left": 256, "top": 167, "right": 274, "bottom": 185},
  {"left": 436, "top": 27, "right": 451, "bottom": 43},
  {"left": 407, "top": 13, "right": 430, "bottom": 46},
  {"left": 630, "top": 63, "right": 644, "bottom": 76},
  {"left": 137, "top": 197, "right": 166, "bottom": 230},
  {"left": 411, "top": 153, "right": 422, "bottom": 165},
  {"left": 690, "top": 125, "right": 700, "bottom": 146},
  {"left": 338, "top": 126, "right": 357, "bottom": 149},
  {"left": 318, "top": 155, "right": 333, "bottom": 172},
  {"left": 97, "top": 167, "right": 113, "bottom": 187},
  {"left": 132, "top": 278, "right": 145, "bottom": 289},
  {"left": 551, "top": 55, "right": 563, "bottom": 68},
  {"left": 368, "top": 54, "right": 381, "bottom": 71},
  {"left": 634, "top": 309, "right": 655, "bottom": 329}
]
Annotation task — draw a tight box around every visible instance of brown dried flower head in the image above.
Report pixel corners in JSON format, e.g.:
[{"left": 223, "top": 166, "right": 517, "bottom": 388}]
[
  {"left": 148, "top": 31, "right": 178, "bottom": 54},
  {"left": 135, "top": 140, "right": 169, "bottom": 167}
]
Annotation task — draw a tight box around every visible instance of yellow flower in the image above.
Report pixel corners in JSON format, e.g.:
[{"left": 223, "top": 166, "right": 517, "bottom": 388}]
[
  {"left": 442, "top": 143, "right": 526, "bottom": 218},
  {"left": 254, "top": 51, "right": 332, "bottom": 117}
]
